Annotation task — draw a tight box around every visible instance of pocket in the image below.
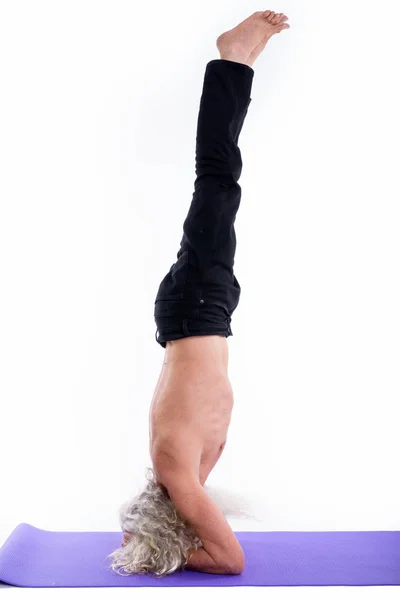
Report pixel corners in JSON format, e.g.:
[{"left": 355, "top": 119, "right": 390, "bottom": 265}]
[{"left": 155, "top": 250, "right": 189, "bottom": 301}]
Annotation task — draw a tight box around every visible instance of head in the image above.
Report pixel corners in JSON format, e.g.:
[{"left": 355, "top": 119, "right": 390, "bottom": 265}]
[
  {"left": 108, "top": 467, "right": 258, "bottom": 578},
  {"left": 107, "top": 467, "right": 203, "bottom": 578}
]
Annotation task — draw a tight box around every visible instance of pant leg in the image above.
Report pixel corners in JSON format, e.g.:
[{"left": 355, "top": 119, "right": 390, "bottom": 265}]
[{"left": 154, "top": 59, "right": 254, "bottom": 346}]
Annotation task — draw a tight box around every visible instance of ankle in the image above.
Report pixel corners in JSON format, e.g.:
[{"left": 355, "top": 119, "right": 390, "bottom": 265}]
[
  {"left": 218, "top": 41, "right": 250, "bottom": 67},
  {"left": 219, "top": 52, "right": 251, "bottom": 67}
]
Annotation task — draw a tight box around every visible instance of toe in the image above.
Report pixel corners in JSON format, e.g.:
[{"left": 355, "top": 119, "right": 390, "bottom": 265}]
[
  {"left": 263, "top": 10, "right": 271, "bottom": 18},
  {"left": 277, "top": 22, "right": 290, "bottom": 31},
  {"left": 271, "top": 12, "right": 282, "bottom": 24}
]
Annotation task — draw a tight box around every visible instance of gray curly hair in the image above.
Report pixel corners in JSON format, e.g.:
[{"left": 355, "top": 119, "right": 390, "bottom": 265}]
[
  {"left": 107, "top": 467, "right": 256, "bottom": 578},
  {"left": 107, "top": 467, "right": 203, "bottom": 578}
]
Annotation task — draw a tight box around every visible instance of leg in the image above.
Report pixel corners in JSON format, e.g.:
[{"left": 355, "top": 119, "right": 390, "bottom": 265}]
[
  {"left": 154, "top": 59, "right": 252, "bottom": 347},
  {"left": 154, "top": 11, "right": 290, "bottom": 348}
]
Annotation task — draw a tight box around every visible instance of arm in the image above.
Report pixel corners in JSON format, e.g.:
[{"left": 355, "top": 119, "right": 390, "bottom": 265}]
[
  {"left": 160, "top": 468, "right": 245, "bottom": 574},
  {"left": 186, "top": 547, "right": 241, "bottom": 575}
]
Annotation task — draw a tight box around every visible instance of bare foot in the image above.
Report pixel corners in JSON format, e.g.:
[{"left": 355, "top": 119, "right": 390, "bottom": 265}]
[{"left": 217, "top": 10, "right": 290, "bottom": 67}]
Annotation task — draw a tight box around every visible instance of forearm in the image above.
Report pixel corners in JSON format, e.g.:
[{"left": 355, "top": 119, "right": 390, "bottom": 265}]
[{"left": 185, "top": 547, "right": 238, "bottom": 575}]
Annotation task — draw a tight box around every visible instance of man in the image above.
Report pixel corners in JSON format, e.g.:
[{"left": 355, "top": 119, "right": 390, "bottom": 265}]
[{"left": 108, "top": 9, "right": 290, "bottom": 577}]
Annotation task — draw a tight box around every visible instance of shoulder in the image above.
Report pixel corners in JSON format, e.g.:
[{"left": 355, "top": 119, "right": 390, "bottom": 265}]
[
  {"left": 151, "top": 436, "right": 202, "bottom": 477},
  {"left": 151, "top": 447, "right": 197, "bottom": 486}
]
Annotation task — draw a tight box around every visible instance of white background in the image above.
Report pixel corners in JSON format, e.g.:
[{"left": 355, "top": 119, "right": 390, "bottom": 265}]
[{"left": 0, "top": 0, "right": 399, "bottom": 597}]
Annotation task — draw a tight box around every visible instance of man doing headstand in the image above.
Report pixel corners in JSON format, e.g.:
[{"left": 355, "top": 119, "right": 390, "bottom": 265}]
[{"left": 109, "top": 9, "right": 290, "bottom": 577}]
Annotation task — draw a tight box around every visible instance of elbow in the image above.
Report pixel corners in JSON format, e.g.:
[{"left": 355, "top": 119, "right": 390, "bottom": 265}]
[
  {"left": 231, "top": 559, "right": 245, "bottom": 575},
  {"left": 224, "top": 552, "right": 245, "bottom": 575},
  {"left": 226, "top": 561, "right": 244, "bottom": 575}
]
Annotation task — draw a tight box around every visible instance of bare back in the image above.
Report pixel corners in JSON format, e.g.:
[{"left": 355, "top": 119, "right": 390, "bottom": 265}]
[{"left": 149, "top": 336, "right": 234, "bottom": 486}]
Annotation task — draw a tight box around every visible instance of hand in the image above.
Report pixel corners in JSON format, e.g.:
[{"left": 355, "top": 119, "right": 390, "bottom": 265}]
[{"left": 122, "top": 531, "right": 133, "bottom": 547}]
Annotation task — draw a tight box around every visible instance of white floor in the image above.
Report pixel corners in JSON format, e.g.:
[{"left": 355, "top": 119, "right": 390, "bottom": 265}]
[{"left": 0, "top": 585, "right": 399, "bottom": 599}]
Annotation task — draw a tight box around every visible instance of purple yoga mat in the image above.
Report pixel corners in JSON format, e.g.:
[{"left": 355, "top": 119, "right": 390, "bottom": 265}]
[{"left": 0, "top": 524, "right": 399, "bottom": 587}]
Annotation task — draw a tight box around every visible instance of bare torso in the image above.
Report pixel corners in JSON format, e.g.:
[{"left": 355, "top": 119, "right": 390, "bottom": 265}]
[{"left": 149, "top": 336, "right": 233, "bottom": 487}]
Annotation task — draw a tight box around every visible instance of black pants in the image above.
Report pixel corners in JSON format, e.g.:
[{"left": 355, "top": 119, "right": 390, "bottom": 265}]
[{"left": 154, "top": 59, "right": 254, "bottom": 348}]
